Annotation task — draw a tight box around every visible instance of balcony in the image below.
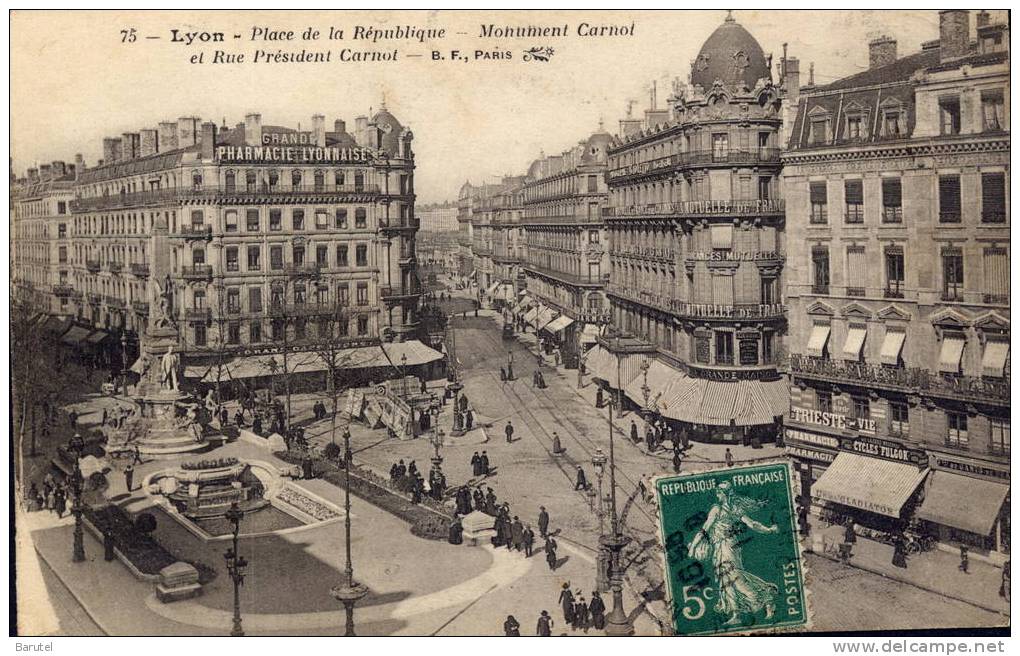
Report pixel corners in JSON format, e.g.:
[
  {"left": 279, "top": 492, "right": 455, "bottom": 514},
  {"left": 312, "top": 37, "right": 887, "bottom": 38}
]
[
  {"left": 284, "top": 263, "right": 321, "bottom": 277},
  {"left": 614, "top": 246, "right": 676, "bottom": 263},
  {"left": 268, "top": 303, "right": 335, "bottom": 318},
  {"left": 380, "top": 286, "right": 421, "bottom": 302},
  {"left": 106, "top": 261, "right": 123, "bottom": 274},
  {"left": 608, "top": 149, "right": 782, "bottom": 182},
  {"left": 218, "top": 183, "right": 382, "bottom": 199},
  {"left": 70, "top": 184, "right": 385, "bottom": 212},
  {"left": 683, "top": 250, "right": 782, "bottom": 267},
  {"left": 85, "top": 259, "right": 101, "bottom": 273},
  {"left": 181, "top": 264, "right": 213, "bottom": 280},
  {"left": 811, "top": 284, "right": 830, "bottom": 295},
  {"left": 104, "top": 295, "right": 126, "bottom": 310},
  {"left": 52, "top": 284, "right": 74, "bottom": 297},
  {"left": 604, "top": 198, "right": 785, "bottom": 219},
  {"left": 130, "top": 263, "right": 150, "bottom": 277},
  {"left": 789, "top": 355, "right": 1010, "bottom": 404},
  {"left": 86, "top": 292, "right": 102, "bottom": 304},
  {"left": 176, "top": 224, "right": 212, "bottom": 240},
  {"left": 523, "top": 263, "right": 607, "bottom": 288},
  {"left": 184, "top": 307, "right": 211, "bottom": 322},
  {"left": 132, "top": 301, "right": 149, "bottom": 315},
  {"left": 983, "top": 293, "right": 1008, "bottom": 305}
]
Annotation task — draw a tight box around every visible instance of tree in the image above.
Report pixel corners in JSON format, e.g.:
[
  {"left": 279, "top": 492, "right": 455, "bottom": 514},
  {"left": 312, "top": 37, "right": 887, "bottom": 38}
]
[{"left": 309, "top": 303, "right": 361, "bottom": 449}]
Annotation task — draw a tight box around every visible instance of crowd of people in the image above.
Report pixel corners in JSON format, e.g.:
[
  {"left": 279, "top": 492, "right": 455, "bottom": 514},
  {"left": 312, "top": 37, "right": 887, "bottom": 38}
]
[{"left": 23, "top": 473, "right": 72, "bottom": 517}]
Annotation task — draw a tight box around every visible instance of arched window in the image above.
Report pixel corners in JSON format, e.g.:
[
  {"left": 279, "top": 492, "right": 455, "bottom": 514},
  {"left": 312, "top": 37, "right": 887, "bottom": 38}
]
[
  {"left": 314, "top": 170, "right": 325, "bottom": 191},
  {"left": 334, "top": 169, "right": 345, "bottom": 188},
  {"left": 291, "top": 170, "right": 302, "bottom": 188},
  {"left": 353, "top": 171, "right": 364, "bottom": 191},
  {"left": 192, "top": 171, "right": 203, "bottom": 190},
  {"left": 246, "top": 170, "right": 257, "bottom": 192},
  {"left": 224, "top": 170, "right": 235, "bottom": 192},
  {"left": 267, "top": 169, "right": 279, "bottom": 188}
]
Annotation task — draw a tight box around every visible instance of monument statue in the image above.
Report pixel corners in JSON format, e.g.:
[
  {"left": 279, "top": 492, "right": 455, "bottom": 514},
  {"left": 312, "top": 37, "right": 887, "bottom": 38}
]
[
  {"left": 150, "top": 274, "right": 177, "bottom": 330},
  {"left": 161, "top": 345, "right": 181, "bottom": 392}
]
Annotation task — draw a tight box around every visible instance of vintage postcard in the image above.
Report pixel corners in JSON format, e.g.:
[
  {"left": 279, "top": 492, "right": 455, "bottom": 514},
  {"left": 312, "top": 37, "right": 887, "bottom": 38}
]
[{"left": 9, "top": 8, "right": 1010, "bottom": 640}]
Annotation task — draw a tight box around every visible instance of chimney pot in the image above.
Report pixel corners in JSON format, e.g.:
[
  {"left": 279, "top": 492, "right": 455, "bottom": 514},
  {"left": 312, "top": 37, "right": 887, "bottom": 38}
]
[
  {"left": 158, "top": 121, "right": 178, "bottom": 151},
  {"left": 334, "top": 119, "right": 347, "bottom": 134},
  {"left": 139, "top": 129, "right": 158, "bottom": 157},
  {"left": 177, "top": 117, "right": 200, "bottom": 147},
  {"left": 868, "top": 36, "right": 897, "bottom": 69},
  {"left": 939, "top": 10, "right": 971, "bottom": 61},
  {"left": 200, "top": 122, "right": 217, "bottom": 160}
]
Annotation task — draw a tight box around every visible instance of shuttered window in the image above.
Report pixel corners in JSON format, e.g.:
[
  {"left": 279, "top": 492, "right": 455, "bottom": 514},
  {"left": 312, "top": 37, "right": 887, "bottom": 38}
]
[
  {"left": 939, "top": 175, "right": 962, "bottom": 223},
  {"left": 981, "top": 173, "right": 1006, "bottom": 223},
  {"left": 846, "top": 246, "right": 867, "bottom": 296},
  {"left": 810, "top": 182, "right": 828, "bottom": 224},
  {"left": 885, "top": 246, "right": 904, "bottom": 297},
  {"left": 982, "top": 247, "right": 1008, "bottom": 304},
  {"left": 844, "top": 180, "right": 864, "bottom": 223},
  {"left": 712, "top": 274, "right": 734, "bottom": 305},
  {"left": 882, "top": 178, "right": 902, "bottom": 223}
]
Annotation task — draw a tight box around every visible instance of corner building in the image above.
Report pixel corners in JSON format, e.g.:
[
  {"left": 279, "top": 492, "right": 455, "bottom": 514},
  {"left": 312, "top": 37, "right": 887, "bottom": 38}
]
[
  {"left": 594, "top": 14, "right": 789, "bottom": 442},
  {"left": 783, "top": 11, "right": 1009, "bottom": 561}
]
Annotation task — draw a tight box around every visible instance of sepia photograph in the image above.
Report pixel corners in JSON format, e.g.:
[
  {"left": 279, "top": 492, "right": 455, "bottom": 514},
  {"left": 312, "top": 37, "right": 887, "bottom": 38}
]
[{"left": 8, "top": 8, "right": 1011, "bottom": 640}]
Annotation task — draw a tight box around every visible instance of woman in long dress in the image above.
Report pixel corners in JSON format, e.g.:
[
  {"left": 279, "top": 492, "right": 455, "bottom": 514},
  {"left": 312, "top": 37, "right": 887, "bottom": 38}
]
[{"left": 686, "top": 481, "right": 780, "bottom": 626}]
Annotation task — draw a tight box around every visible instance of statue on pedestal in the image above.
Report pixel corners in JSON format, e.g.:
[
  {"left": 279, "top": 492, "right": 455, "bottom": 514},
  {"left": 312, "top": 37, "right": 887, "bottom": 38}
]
[
  {"left": 161, "top": 346, "right": 181, "bottom": 392},
  {"left": 150, "top": 274, "right": 177, "bottom": 330}
]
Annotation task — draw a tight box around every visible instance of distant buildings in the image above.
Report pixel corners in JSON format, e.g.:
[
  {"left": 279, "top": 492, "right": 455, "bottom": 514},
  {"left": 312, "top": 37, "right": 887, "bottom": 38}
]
[{"left": 418, "top": 201, "right": 458, "bottom": 233}]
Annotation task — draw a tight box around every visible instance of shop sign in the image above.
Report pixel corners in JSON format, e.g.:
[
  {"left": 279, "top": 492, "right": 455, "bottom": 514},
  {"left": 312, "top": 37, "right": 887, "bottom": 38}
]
[
  {"left": 785, "top": 428, "right": 840, "bottom": 450},
  {"left": 789, "top": 407, "right": 876, "bottom": 432},
  {"left": 931, "top": 455, "right": 1010, "bottom": 482},
  {"left": 837, "top": 435, "right": 928, "bottom": 467},
  {"left": 785, "top": 445, "right": 836, "bottom": 463},
  {"left": 216, "top": 145, "right": 377, "bottom": 163}
]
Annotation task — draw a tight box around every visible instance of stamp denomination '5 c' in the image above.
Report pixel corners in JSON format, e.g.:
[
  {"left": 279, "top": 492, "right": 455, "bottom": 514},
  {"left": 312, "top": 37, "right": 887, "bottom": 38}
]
[{"left": 655, "top": 462, "right": 808, "bottom": 636}]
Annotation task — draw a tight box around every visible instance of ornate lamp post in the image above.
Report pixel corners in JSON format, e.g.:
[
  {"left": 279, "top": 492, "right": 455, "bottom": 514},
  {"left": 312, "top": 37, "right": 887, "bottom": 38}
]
[
  {"left": 331, "top": 427, "right": 368, "bottom": 636},
  {"left": 69, "top": 432, "right": 86, "bottom": 563},
  {"left": 591, "top": 447, "right": 610, "bottom": 593},
  {"left": 602, "top": 398, "right": 634, "bottom": 636},
  {"left": 429, "top": 404, "right": 444, "bottom": 471},
  {"left": 224, "top": 502, "right": 247, "bottom": 637}
]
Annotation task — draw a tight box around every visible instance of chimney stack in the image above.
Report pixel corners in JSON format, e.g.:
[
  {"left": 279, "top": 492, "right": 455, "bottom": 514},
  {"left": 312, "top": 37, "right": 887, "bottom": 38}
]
[
  {"left": 177, "top": 117, "right": 200, "bottom": 147},
  {"left": 334, "top": 119, "right": 347, "bottom": 134},
  {"left": 312, "top": 114, "right": 326, "bottom": 147},
  {"left": 784, "top": 57, "right": 801, "bottom": 98},
  {"left": 244, "top": 113, "right": 262, "bottom": 146},
  {"left": 67, "top": 164, "right": 76, "bottom": 178},
  {"left": 74, "top": 153, "right": 84, "bottom": 179},
  {"left": 122, "top": 132, "right": 140, "bottom": 160},
  {"left": 139, "top": 129, "right": 158, "bottom": 157},
  {"left": 27, "top": 167, "right": 38, "bottom": 183},
  {"left": 102, "top": 137, "right": 121, "bottom": 164},
  {"left": 868, "top": 36, "right": 897, "bottom": 69},
  {"left": 976, "top": 10, "right": 990, "bottom": 28},
  {"left": 939, "top": 10, "right": 971, "bottom": 61},
  {"left": 40, "top": 164, "right": 52, "bottom": 180},
  {"left": 200, "top": 122, "right": 217, "bottom": 160},
  {"left": 51, "top": 161, "right": 66, "bottom": 178},
  {"left": 354, "top": 116, "right": 370, "bottom": 147},
  {"left": 158, "top": 121, "right": 178, "bottom": 150}
]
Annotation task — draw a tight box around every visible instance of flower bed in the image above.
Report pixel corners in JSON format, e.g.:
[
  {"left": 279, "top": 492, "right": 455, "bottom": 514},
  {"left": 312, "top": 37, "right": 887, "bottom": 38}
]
[
  {"left": 180, "top": 457, "right": 239, "bottom": 471},
  {"left": 276, "top": 486, "right": 342, "bottom": 522}
]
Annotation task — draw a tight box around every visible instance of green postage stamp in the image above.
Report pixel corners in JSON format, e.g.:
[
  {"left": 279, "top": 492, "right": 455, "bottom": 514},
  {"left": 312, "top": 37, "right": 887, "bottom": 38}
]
[{"left": 655, "top": 462, "right": 809, "bottom": 636}]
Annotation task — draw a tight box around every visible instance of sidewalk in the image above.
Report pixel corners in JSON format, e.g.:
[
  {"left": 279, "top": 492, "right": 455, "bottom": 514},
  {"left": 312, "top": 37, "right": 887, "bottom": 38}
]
[{"left": 814, "top": 523, "right": 1009, "bottom": 616}]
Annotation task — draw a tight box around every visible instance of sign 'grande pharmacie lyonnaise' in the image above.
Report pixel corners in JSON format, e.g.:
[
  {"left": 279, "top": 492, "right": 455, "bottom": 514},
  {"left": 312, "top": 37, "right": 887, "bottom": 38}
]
[{"left": 217, "top": 132, "right": 379, "bottom": 163}]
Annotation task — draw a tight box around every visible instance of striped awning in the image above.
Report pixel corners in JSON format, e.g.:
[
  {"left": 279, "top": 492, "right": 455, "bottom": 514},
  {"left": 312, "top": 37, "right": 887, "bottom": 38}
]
[
  {"left": 535, "top": 308, "right": 556, "bottom": 329},
  {"left": 658, "top": 378, "right": 788, "bottom": 427},
  {"left": 583, "top": 346, "right": 646, "bottom": 389},
  {"left": 523, "top": 306, "right": 542, "bottom": 324},
  {"left": 916, "top": 471, "right": 1009, "bottom": 536},
  {"left": 624, "top": 360, "right": 682, "bottom": 409},
  {"left": 544, "top": 315, "right": 574, "bottom": 334},
  {"left": 60, "top": 325, "right": 93, "bottom": 345},
  {"left": 813, "top": 452, "right": 928, "bottom": 518}
]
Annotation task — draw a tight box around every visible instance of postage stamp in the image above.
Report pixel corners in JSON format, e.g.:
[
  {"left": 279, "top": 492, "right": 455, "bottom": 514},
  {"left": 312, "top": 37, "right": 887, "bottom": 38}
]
[{"left": 654, "top": 461, "right": 809, "bottom": 636}]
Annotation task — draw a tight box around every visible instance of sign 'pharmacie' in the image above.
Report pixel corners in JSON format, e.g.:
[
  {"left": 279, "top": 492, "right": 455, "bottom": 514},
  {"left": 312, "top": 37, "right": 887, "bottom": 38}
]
[{"left": 217, "top": 133, "right": 379, "bottom": 163}]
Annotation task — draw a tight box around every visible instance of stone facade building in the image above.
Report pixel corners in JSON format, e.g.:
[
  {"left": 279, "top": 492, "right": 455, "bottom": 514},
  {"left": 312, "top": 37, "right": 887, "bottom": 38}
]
[{"left": 783, "top": 11, "right": 1009, "bottom": 560}]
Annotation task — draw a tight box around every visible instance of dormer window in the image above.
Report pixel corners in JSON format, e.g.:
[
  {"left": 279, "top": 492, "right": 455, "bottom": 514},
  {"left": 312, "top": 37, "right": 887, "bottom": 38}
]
[
  {"left": 843, "top": 103, "right": 869, "bottom": 141},
  {"left": 807, "top": 106, "right": 832, "bottom": 145},
  {"left": 982, "top": 90, "right": 1004, "bottom": 132},
  {"left": 939, "top": 96, "right": 961, "bottom": 136},
  {"left": 882, "top": 111, "right": 901, "bottom": 137}
]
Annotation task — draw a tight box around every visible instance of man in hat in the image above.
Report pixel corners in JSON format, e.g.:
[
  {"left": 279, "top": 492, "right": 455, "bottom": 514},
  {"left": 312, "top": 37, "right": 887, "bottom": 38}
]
[
  {"left": 480, "top": 451, "right": 490, "bottom": 476},
  {"left": 574, "top": 465, "right": 588, "bottom": 491},
  {"left": 523, "top": 524, "right": 535, "bottom": 557},
  {"left": 124, "top": 463, "right": 135, "bottom": 492},
  {"left": 589, "top": 591, "right": 606, "bottom": 630},
  {"left": 545, "top": 536, "right": 559, "bottom": 571},
  {"left": 511, "top": 515, "right": 524, "bottom": 552},
  {"left": 538, "top": 506, "right": 550, "bottom": 538},
  {"left": 536, "top": 610, "right": 553, "bottom": 636},
  {"left": 505, "top": 420, "right": 515, "bottom": 444},
  {"left": 630, "top": 419, "right": 639, "bottom": 443},
  {"left": 470, "top": 451, "right": 482, "bottom": 477}
]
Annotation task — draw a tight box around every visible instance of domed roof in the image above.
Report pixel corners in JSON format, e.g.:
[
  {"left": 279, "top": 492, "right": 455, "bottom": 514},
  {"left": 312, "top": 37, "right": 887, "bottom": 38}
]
[
  {"left": 690, "top": 13, "right": 769, "bottom": 92},
  {"left": 581, "top": 130, "right": 613, "bottom": 164},
  {"left": 371, "top": 107, "right": 403, "bottom": 155}
]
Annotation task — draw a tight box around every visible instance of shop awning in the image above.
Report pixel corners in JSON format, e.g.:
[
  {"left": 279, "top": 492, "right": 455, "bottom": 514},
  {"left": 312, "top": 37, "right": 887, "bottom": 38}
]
[
  {"left": 982, "top": 339, "right": 1010, "bottom": 378},
  {"left": 523, "top": 306, "right": 542, "bottom": 324},
  {"left": 535, "top": 308, "right": 556, "bottom": 329},
  {"left": 937, "top": 335, "right": 966, "bottom": 374},
  {"left": 812, "top": 452, "right": 928, "bottom": 518},
  {"left": 60, "top": 325, "right": 93, "bottom": 345},
  {"left": 842, "top": 325, "right": 867, "bottom": 361},
  {"left": 85, "top": 330, "right": 111, "bottom": 344},
  {"left": 580, "top": 324, "right": 601, "bottom": 344},
  {"left": 916, "top": 471, "right": 1009, "bottom": 536},
  {"left": 806, "top": 324, "right": 831, "bottom": 358},
  {"left": 733, "top": 379, "right": 790, "bottom": 426},
  {"left": 880, "top": 329, "right": 906, "bottom": 366},
  {"left": 623, "top": 360, "right": 681, "bottom": 409},
  {"left": 657, "top": 377, "right": 787, "bottom": 426},
  {"left": 544, "top": 315, "right": 574, "bottom": 334},
  {"left": 43, "top": 316, "right": 72, "bottom": 336},
  {"left": 486, "top": 282, "right": 500, "bottom": 295},
  {"left": 583, "top": 345, "right": 646, "bottom": 389}
]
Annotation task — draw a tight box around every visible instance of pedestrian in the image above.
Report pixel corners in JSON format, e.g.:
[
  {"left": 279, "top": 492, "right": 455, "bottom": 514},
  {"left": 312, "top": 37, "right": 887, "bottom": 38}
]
[
  {"left": 538, "top": 371, "right": 547, "bottom": 389},
  {"left": 589, "top": 591, "right": 606, "bottom": 630},
  {"left": 546, "top": 536, "right": 559, "bottom": 571},
  {"left": 725, "top": 448, "right": 734, "bottom": 467},
  {"left": 503, "top": 615, "right": 521, "bottom": 636},
  {"left": 45, "top": 487, "right": 56, "bottom": 512},
  {"left": 396, "top": 459, "right": 406, "bottom": 479},
  {"left": 532, "top": 370, "right": 541, "bottom": 388},
  {"left": 523, "top": 525, "right": 535, "bottom": 557},
  {"left": 551, "top": 431, "right": 564, "bottom": 455},
  {"left": 219, "top": 406, "right": 228, "bottom": 427},
  {"left": 473, "top": 487, "right": 486, "bottom": 512},
  {"left": 507, "top": 362, "right": 514, "bottom": 380},
  {"left": 672, "top": 451, "right": 683, "bottom": 474},
  {"left": 595, "top": 387, "right": 604, "bottom": 408},
  {"left": 630, "top": 420, "right": 639, "bottom": 443},
  {"left": 389, "top": 462, "right": 399, "bottom": 485},
  {"left": 892, "top": 535, "right": 908, "bottom": 568},
  {"left": 574, "top": 594, "right": 589, "bottom": 632},
  {"left": 959, "top": 545, "right": 969, "bottom": 574},
  {"left": 54, "top": 488, "right": 67, "bottom": 519},
  {"left": 133, "top": 444, "right": 143, "bottom": 465},
  {"left": 410, "top": 476, "right": 423, "bottom": 504},
  {"left": 558, "top": 583, "right": 574, "bottom": 623},
  {"left": 69, "top": 410, "right": 78, "bottom": 429},
  {"left": 480, "top": 451, "right": 490, "bottom": 476},
  {"left": 465, "top": 408, "right": 474, "bottom": 430},
  {"left": 459, "top": 394, "right": 469, "bottom": 412},
  {"left": 1000, "top": 560, "right": 1010, "bottom": 599},
  {"left": 485, "top": 487, "right": 497, "bottom": 513},
  {"left": 505, "top": 420, "right": 514, "bottom": 444},
  {"left": 536, "top": 610, "right": 553, "bottom": 636},
  {"left": 124, "top": 464, "right": 134, "bottom": 492},
  {"left": 235, "top": 409, "right": 245, "bottom": 428},
  {"left": 538, "top": 506, "right": 550, "bottom": 538},
  {"left": 101, "top": 408, "right": 108, "bottom": 426},
  {"left": 645, "top": 425, "right": 656, "bottom": 452},
  {"left": 500, "top": 366, "right": 507, "bottom": 382},
  {"left": 448, "top": 516, "right": 463, "bottom": 545},
  {"left": 420, "top": 378, "right": 427, "bottom": 394},
  {"left": 252, "top": 415, "right": 263, "bottom": 435},
  {"left": 511, "top": 515, "right": 524, "bottom": 552},
  {"left": 408, "top": 460, "right": 418, "bottom": 478},
  {"left": 844, "top": 520, "right": 857, "bottom": 546},
  {"left": 471, "top": 451, "right": 482, "bottom": 477},
  {"left": 574, "top": 465, "right": 588, "bottom": 491}
]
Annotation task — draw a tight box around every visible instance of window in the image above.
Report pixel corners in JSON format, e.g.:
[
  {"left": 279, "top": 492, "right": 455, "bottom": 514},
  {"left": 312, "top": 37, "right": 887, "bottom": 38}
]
[
  {"left": 811, "top": 247, "right": 830, "bottom": 294},
  {"left": 714, "top": 331, "right": 734, "bottom": 365},
  {"left": 354, "top": 172, "right": 364, "bottom": 191},
  {"left": 291, "top": 170, "right": 302, "bottom": 187},
  {"left": 271, "top": 320, "right": 284, "bottom": 342},
  {"left": 267, "top": 170, "right": 279, "bottom": 189},
  {"left": 982, "top": 247, "right": 1008, "bottom": 304},
  {"left": 816, "top": 390, "right": 832, "bottom": 413},
  {"left": 355, "top": 244, "right": 368, "bottom": 267},
  {"left": 761, "top": 330, "right": 775, "bottom": 364},
  {"left": 191, "top": 210, "right": 203, "bottom": 226},
  {"left": 990, "top": 419, "right": 1010, "bottom": 455},
  {"left": 939, "top": 97, "right": 961, "bottom": 135},
  {"left": 225, "top": 246, "right": 239, "bottom": 272},
  {"left": 58, "top": 246, "right": 67, "bottom": 263},
  {"left": 758, "top": 176, "right": 771, "bottom": 201},
  {"left": 270, "top": 288, "right": 284, "bottom": 309},
  {"left": 270, "top": 245, "right": 284, "bottom": 270},
  {"left": 225, "top": 171, "right": 236, "bottom": 192},
  {"left": 225, "top": 210, "right": 238, "bottom": 233},
  {"left": 292, "top": 209, "right": 305, "bottom": 231},
  {"left": 316, "top": 287, "right": 328, "bottom": 306},
  {"left": 245, "top": 171, "right": 256, "bottom": 192},
  {"left": 294, "top": 284, "right": 306, "bottom": 306},
  {"left": 192, "top": 249, "right": 205, "bottom": 265},
  {"left": 293, "top": 245, "right": 305, "bottom": 266},
  {"left": 890, "top": 401, "right": 909, "bottom": 436},
  {"left": 336, "top": 245, "right": 349, "bottom": 267},
  {"left": 810, "top": 182, "right": 828, "bottom": 224},
  {"left": 192, "top": 173, "right": 203, "bottom": 190},
  {"left": 294, "top": 319, "right": 307, "bottom": 340},
  {"left": 58, "top": 223, "right": 66, "bottom": 238},
  {"left": 761, "top": 277, "right": 777, "bottom": 305},
  {"left": 851, "top": 395, "right": 870, "bottom": 422},
  {"left": 334, "top": 170, "right": 345, "bottom": 187},
  {"left": 881, "top": 178, "right": 902, "bottom": 223},
  {"left": 335, "top": 209, "right": 348, "bottom": 229},
  {"left": 356, "top": 282, "right": 369, "bottom": 306},
  {"left": 586, "top": 175, "right": 598, "bottom": 193},
  {"left": 314, "top": 170, "right": 325, "bottom": 191},
  {"left": 227, "top": 287, "right": 240, "bottom": 313},
  {"left": 227, "top": 323, "right": 240, "bottom": 345},
  {"left": 981, "top": 173, "right": 1006, "bottom": 223},
  {"left": 357, "top": 315, "right": 368, "bottom": 336},
  {"left": 758, "top": 132, "right": 770, "bottom": 154},
  {"left": 315, "top": 210, "right": 328, "bottom": 230},
  {"left": 882, "top": 110, "right": 902, "bottom": 137},
  {"left": 810, "top": 118, "right": 828, "bottom": 144},
  {"left": 844, "top": 180, "right": 864, "bottom": 223},
  {"left": 712, "top": 133, "right": 729, "bottom": 161},
  {"left": 337, "top": 283, "right": 350, "bottom": 306},
  {"left": 57, "top": 201, "right": 67, "bottom": 215},
  {"left": 269, "top": 208, "right": 282, "bottom": 231},
  {"left": 884, "top": 246, "right": 904, "bottom": 298},
  {"left": 316, "top": 245, "right": 328, "bottom": 267},
  {"left": 846, "top": 115, "right": 863, "bottom": 140},
  {"left": 739, "top": 337, "right": 759, "bottom": 365},
  {"left": 194, "top": 324, "right": 206, "bottom": 347},
  {"left": 248, "top": 287, "right": 262, "bottom": 312},
  {"left": 246, "top": 209, "right": 260, "bottom": 232},
  {"left": 946, "top": 412, "right": 969, "bottom": 449},
  {"left": 981, "top": 90, "right": 1004, "bottom": 131},
  {"left": 337, "top": 317, "right": 349, "bottom": 336},
  {"left": 942, "top": 248, "right": 964, "bottom": 301},
  {"left": 355, "top": 208, "right": 367, "bottom": 229},
  {"left": 939, "top": 175, "right": 961, "bottom": 223},
  {"left": 247, "top": 246, "right": 261, "bottom": 271},
  {"left": 249, "top": 321, "right": 262, "bottom": 343}
]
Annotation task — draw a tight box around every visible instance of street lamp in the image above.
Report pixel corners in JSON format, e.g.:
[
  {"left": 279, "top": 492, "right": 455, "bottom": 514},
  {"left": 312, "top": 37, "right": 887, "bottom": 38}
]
[
  {"left": 331, "top": 427, "right": 368, "bottom": 636},
  {"left": 224, "top": 502, "right": 247, "bottom": 637},
  {"left": 69, "top": 432, "right": 86, "bottom": 563},
  {"left": 591, "top": 447, "right": 610, "bottom": 593},
  {"left": 602, "top": 397, "right": 634, "bottom": 636},
  {"left": 428, "top": 404, "right": 444, "bottom": 471}
]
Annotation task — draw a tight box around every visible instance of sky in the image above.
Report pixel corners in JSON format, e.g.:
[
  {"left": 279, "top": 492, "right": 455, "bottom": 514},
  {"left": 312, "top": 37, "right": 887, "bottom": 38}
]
[{"left": 10, "top": 9, "right": 995, "bottom": 205}]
